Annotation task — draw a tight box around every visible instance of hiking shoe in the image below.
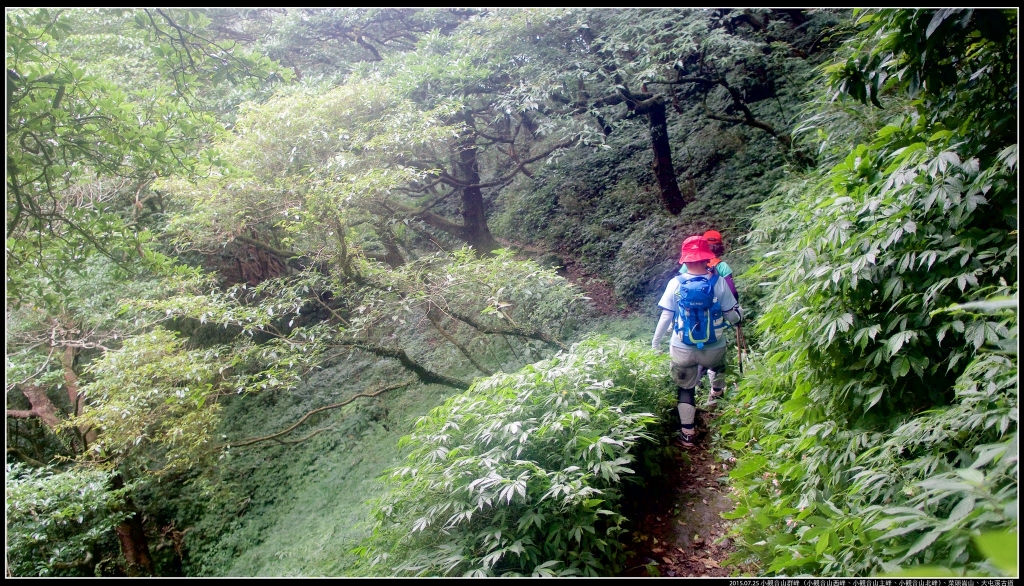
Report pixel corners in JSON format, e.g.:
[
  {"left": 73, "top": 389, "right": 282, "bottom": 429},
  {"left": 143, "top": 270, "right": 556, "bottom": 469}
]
[
  {"left": 707, "top": 389, "right": 724, "bottom": 408},
  {"left": 675, "top": 430, "right": 696, "bottom": 448}
]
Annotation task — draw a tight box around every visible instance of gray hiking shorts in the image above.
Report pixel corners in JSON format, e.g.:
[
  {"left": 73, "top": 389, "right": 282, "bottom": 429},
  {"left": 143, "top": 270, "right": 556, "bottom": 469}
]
[{"left": 669, "top": 344, "right": 727, "bottom": 390}]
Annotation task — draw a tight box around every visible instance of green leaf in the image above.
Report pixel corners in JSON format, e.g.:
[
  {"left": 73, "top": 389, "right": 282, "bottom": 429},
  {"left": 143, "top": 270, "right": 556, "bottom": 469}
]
[
  {"left": 730, "top": 455, "right": 766, "bottom": 479},
  {"left": 890, "top": 356, "right": 911, "bottom": 379},
  {"left": 973, "top": 531, "right": 1018, "bottom": 574},
  {"left": 879, "top": 566, "right": 960, "bottom": 577},
  {"left": 903, "top": 529, "right": 942, "bottom": 559},
  {"left": 955, "top": 468, "right": 984, "bottom": 485},
  {"left": 945, "top": 495, "right": 976, "bottom": 525},
  {"left": 815, "top": 530, "right": 832, "bottom": 556}
]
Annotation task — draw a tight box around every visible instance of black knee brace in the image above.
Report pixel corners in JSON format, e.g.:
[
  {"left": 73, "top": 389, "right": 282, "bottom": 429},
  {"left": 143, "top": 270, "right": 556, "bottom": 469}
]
[
  {"left": 677, "top": 386, "right": 695, "bottom": 405},
  {"left": 677, "top": 387, "right": 696, "bottom": 430}
]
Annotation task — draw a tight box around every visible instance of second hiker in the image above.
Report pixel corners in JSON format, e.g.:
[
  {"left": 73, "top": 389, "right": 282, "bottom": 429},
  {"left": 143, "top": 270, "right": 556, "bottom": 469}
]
[
  {"left": 697, "top": 229, "right": 740, "bottom": 405},
  {"left": 653, "top": 235, "right": 742, "bottom": 448}
]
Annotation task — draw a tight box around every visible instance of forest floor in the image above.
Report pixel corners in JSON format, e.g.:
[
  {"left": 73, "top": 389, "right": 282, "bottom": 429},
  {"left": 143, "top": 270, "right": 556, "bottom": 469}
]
[{"left": 528, "top": 245, "right": 749, "bottom": 578}]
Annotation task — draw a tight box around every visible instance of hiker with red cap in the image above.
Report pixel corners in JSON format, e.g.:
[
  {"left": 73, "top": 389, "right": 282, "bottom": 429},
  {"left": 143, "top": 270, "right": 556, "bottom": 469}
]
[
  {"left": 652, "top": 235, "right": 743, "bottom": 448},
  {"left": 696, "top": 229, "right": 739, "bottom": 405},
  {"left": 703, "top": 230, "right": 739, "bottom": 302}
]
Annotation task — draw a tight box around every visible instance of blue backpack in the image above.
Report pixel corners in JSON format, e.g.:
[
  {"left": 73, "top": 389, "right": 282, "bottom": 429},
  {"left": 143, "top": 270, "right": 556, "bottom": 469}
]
[{"left": 674, "top": 273, "right": 722, "bottom": 348}]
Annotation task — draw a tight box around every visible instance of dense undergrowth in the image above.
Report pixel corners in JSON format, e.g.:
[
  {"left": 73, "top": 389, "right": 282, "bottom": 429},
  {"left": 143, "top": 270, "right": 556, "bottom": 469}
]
[
  {"left": 176, "top": 377, "right": 456, "bottom": 576},
  {"left": 165, "top": 314, "right": 660, "bottom": 576},
  {"left": 716, "top": 9, "right": 1018, "bottom": 577},
  {"left": 160, "top": 277, "right": 594, "bottom": 576},
  {"left": 352, "top": 336, "right": 676, "bottom": 577}
]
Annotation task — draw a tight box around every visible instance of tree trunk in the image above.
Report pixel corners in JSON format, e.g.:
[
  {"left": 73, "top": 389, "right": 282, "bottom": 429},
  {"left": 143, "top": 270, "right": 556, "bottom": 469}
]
[
  {"left": 456, "top": 139, "right": 500, "bottom": 255},
  {"left": 115, "top": 517, "right": 154, "bottom": 577},
  {"left": 8, "top": 384, "right": 62, "bottom": 429},
  {"left": 61, "top": 345, "right": 98, "bottom": 445},
  {"left": 111, "top": 475, "right": 154, "bottom": 577},
  {"left": 647, "top": 99, "right": 686, "bottom": 215},
  {"left": 375, "top": 222, "right": 406, "bottom": 268},
  {"left": 62, "top": 346, "right": 81, "bottom": 416}
]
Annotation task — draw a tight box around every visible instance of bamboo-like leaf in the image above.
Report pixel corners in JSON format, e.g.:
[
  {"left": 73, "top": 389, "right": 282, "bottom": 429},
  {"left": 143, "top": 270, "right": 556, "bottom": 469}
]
[{"left": 902, "top": 529, "right": 942, "bottom": 560}]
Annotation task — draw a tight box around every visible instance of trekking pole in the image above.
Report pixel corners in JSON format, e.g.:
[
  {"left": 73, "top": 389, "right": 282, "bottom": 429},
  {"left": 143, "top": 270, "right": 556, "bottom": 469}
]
[
  {"left": 735, "top": 324, "right": 745, "bottom": 374},
  {"left": 740, "top": 324, "right": 748, "bottom": 359}
]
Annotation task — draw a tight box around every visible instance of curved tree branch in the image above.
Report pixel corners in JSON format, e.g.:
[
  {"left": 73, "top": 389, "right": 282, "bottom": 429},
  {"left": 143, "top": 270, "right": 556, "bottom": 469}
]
[
  {"left": 226, "top": 379, "right": 415, "bottom": 448},
  {"left": 51, "top": 551, "right": 95, "bottom": 570},
  {"left": 446, "top": 309, "right": 566, "bottom": 351},
  {"left": 349, "top": 342, "right": 472, "bottom": 389},
  {"left": 6, "top": 447, "right": 47, "bottom": 467},
  {"left": 426, "top": 306, "right": 494, "bottom": 375},
  {"left": 434, "top": 137, "right": 577, "bottom": 190},
  {"left": 354, "top": 34, "right": 383, "bottom": 61}
]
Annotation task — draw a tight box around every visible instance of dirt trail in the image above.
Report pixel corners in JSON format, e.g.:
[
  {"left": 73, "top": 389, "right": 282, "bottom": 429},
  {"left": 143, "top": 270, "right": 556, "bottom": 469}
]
[{"left": 620, "top": 408, "right": 747, "bottom": 577}]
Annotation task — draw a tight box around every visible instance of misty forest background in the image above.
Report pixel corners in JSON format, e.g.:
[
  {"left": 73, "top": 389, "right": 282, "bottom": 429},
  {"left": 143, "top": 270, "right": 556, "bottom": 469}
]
[{"left": 5, "top": 8, "right": 1018, "bottom": 577}]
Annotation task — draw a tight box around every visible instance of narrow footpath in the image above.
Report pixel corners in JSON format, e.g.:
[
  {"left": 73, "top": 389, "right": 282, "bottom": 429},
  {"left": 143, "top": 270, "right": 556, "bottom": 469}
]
[{"left": 621, "top": 408, "right": 747, "bottom": 577}]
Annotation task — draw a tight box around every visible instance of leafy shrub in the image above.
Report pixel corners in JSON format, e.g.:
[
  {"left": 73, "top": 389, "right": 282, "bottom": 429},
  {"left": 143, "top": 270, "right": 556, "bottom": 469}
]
[
  {"left": 6, "top": 464, "right": 135, "bottom": 576},
  {"left": 718, "top": 8, "right": 1017, "bottom": 577},
  {"left": 353, "top": 336, "right": 675, "bottom": 576}
]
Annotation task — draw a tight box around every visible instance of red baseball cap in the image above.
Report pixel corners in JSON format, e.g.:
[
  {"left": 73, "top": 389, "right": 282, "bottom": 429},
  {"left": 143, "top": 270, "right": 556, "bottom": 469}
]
[
  {"left": 703, "top": 230, "right": 723, "bottom": 244},
  {"left": 678, "top": 236, "right": 715, "bottom": 263}
]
